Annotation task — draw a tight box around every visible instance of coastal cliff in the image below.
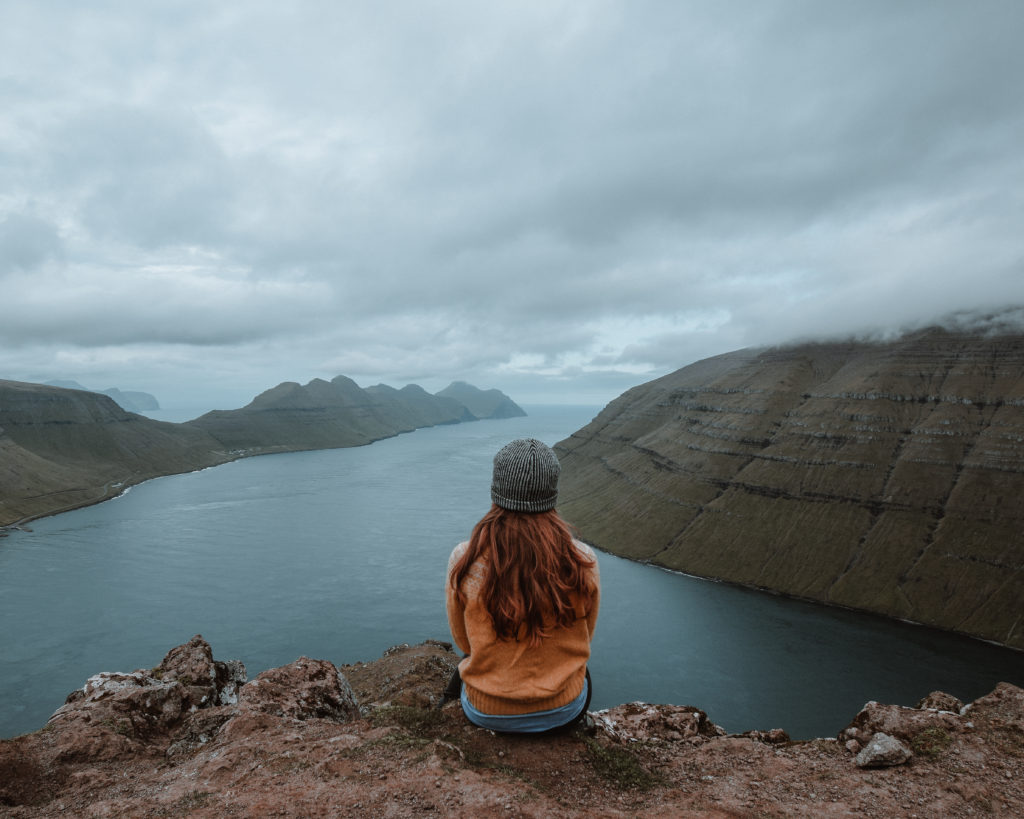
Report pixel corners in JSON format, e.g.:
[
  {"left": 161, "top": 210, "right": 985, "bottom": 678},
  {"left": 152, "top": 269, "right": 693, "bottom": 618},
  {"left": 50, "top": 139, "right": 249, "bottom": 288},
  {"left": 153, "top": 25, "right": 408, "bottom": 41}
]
[
  {"left": 0, "top": 381, "right": 233, "bottom": 526},
  {"left": 555, "top": 328, "right": 1024, "bottom": 650},
  {"left": 1, "top": 636, "right": 1020, "bottom": 817},
  {"left": 0, "top": 378, "right": 524, "bottom": 527}
]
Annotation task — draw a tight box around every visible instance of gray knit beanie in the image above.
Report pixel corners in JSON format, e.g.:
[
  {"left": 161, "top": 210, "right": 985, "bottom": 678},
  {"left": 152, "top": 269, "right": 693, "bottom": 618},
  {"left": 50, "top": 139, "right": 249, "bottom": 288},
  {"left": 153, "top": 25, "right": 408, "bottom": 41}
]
[{"left": 491, "top": 438, "right": 560, "bottom": 512}]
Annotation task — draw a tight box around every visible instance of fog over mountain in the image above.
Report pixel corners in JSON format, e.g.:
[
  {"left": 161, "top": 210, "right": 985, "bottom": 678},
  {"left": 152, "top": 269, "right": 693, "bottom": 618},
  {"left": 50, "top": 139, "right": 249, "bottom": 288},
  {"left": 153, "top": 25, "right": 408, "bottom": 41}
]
[{"left": 1, "top": 1, "right": 1022, "bottom": 410}]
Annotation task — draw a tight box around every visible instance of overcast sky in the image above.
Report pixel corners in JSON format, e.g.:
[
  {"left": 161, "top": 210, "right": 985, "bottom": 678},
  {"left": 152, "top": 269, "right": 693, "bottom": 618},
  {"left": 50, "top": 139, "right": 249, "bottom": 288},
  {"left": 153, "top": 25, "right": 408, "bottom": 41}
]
[{"left": 2, "top": 1, "right": 1022, "bottom": 411}]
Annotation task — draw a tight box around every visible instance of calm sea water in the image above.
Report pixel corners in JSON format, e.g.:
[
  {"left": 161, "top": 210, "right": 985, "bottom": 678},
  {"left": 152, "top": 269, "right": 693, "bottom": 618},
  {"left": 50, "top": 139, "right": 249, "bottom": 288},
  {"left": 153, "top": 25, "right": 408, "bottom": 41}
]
[{"left": 2, "top": 405, "right": 1022, "bottom": 739}]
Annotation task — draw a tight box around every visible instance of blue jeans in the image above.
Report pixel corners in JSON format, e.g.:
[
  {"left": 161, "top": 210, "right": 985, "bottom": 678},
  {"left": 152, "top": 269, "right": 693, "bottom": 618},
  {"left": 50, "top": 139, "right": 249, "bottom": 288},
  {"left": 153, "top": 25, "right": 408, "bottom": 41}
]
[{"left": 448, "top": 668, "right": 592, "bottom": 734}]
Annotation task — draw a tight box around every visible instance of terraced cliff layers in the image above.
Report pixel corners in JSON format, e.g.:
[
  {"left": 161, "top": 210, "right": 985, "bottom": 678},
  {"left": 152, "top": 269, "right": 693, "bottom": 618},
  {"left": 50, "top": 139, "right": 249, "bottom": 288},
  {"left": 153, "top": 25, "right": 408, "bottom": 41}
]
[{"left": 555, "top": 328, "right": 1024, "bottom": 650}]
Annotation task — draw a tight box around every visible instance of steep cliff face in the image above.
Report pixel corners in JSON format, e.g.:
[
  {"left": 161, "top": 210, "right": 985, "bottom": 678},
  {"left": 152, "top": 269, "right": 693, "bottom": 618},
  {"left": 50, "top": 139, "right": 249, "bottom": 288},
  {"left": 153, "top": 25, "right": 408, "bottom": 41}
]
[
  {"left": 0, "top": 380, "right": 232, "bottom": 526},
  {"left": 555, "top": 329, "right": 1024, "bottom": 650}
]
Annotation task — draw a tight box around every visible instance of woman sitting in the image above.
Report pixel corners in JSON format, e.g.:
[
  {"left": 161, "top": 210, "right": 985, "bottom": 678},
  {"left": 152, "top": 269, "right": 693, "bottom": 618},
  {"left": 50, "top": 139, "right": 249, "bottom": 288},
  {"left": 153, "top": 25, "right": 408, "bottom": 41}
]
[{"left": 446, "top": 438, "right": 600, "bottom": 732}]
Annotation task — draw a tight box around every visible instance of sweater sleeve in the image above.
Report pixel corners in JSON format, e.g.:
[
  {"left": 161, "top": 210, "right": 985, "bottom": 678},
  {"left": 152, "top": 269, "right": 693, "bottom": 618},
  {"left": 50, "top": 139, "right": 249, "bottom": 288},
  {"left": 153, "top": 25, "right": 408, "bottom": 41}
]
[{"left": 445, "top": 542, "right": 471, "bottom": 655}]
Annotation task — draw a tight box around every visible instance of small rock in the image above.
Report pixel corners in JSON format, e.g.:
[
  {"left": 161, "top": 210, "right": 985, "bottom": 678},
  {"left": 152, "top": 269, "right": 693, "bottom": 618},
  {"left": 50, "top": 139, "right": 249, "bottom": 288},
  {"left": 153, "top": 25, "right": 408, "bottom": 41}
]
[
  {"left": 855, "top": 732, "right": 913, "bottom": 768},
  {"left": 916, "top": 691, "right": 964, "bottom": 713},
  {"left": 592, "top": 702, "right": 727, "bottom": 744}
]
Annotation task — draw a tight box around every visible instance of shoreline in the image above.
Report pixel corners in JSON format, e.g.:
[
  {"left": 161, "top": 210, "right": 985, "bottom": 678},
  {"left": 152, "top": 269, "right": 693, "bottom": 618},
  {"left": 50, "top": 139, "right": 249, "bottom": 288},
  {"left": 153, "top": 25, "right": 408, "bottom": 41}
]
[{"left": 635, "top": 554, "right": 1024, "bottom": 656}]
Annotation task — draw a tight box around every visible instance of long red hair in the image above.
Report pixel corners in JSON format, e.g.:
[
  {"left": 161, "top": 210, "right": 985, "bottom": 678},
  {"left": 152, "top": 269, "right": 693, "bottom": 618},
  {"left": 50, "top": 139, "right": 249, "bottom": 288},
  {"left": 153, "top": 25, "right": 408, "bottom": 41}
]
[{"left": 449, "top": 504, "right": 596, "bottom": 646}]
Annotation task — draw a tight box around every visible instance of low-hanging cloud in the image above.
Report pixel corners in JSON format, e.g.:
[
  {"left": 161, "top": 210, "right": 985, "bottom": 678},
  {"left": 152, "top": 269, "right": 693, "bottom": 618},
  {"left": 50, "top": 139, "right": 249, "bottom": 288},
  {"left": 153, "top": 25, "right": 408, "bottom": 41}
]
[{"left": 1, "top": 0, "right": 1022, "bottom": 409}]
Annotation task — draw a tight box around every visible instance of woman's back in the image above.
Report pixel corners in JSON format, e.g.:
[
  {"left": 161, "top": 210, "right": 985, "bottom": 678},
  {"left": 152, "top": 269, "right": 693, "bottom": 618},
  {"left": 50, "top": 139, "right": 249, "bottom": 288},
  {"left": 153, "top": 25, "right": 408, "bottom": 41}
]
[{"left": 445, "top": 439, "right": 600, "bottom": 731}]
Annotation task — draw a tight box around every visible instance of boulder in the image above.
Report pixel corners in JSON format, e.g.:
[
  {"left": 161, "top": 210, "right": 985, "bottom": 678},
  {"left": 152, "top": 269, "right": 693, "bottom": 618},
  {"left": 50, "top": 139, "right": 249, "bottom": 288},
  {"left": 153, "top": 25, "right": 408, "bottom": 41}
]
[
  {"left": 590, "top": 702, "right": 727, "bottom": 744},
  {"left": 45, "top": 635, "right": 246, "bottom": 761},
  {"left": 839, "top": 697, "right": 962, "bottom": 750},
  {"left": 341, "top": 640, "right": 459, "bottom": 711},
  {"left": 150, "top": 633, "right": 247, "bottom": 707},
  {"left": 855, "top": 732, "right": 913, "bottom": 767},
  {"left": 916, "top": 690, "right": 964, "bottom": 713},
  {"left": 236, "top": 657, "right": 359, "bottom": 722}
]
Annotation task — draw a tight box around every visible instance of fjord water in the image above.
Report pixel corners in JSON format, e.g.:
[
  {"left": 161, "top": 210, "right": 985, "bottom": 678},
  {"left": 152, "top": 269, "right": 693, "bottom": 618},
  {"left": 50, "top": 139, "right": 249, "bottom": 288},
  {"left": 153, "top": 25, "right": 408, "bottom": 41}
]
[{"left": 2, "top": 406, "right": 1022, "bottom": 740}]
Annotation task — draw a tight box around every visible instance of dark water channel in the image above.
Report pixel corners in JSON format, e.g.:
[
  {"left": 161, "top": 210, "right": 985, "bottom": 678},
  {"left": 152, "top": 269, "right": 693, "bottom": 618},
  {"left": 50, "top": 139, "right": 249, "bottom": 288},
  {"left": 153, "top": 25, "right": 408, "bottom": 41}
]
[{"left": 1, "top": 405, "right": 1022, "bottom": 739}]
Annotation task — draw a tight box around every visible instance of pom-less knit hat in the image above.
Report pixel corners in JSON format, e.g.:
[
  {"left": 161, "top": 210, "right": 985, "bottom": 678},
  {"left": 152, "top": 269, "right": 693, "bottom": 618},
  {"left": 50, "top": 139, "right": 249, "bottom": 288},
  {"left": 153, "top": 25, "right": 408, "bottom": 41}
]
[{"left": 491, "top": 438, "right": 560, "bottom": 512}]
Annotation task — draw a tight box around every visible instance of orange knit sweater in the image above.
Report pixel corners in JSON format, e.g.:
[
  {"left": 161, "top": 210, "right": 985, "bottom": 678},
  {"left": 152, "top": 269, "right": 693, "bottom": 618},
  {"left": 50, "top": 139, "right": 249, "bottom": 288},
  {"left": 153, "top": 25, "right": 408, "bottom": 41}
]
[{"left": 445, "top": 539, "right": 600, "bottom": 715}]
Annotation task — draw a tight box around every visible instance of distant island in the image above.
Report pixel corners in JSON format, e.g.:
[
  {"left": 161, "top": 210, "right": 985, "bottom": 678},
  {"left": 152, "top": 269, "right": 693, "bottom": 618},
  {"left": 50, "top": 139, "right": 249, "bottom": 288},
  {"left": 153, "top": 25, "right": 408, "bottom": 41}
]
[
  {"left": 45, "top": 379, "right": 161, "bottom": 413},
  {"left": 0, "top": 377, "right": 525, "bottom": 527}
]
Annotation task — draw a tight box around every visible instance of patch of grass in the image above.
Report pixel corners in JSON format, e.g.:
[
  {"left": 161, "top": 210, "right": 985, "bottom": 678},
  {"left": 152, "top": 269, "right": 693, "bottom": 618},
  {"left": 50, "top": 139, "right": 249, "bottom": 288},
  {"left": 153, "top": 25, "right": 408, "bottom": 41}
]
[
  {"left": 810, "top": 739, "right": 845, "bottom": 757},
  {"left": 370, "top": 733, "right": 432, "bottom": 751},
  {"left": 583, "top": 737, "right": 663, "bottom": 791},
  {"left": 460, "top": 746, "right": 490, "bottom": 767},
  {"left": 369, "top": 706, "right": 444, "bottom": 735},
  {"left": 911, "top": 727, "right": 953, "bottom": 759},
  {"left": 176, "top": 790, "right": 213, "bottom": 810},
  {"left": 102, "top": 717, "right": 135, "bottom": 737},
  {"left": 269, "top": 753, "right": 313, "bottom": 773}
]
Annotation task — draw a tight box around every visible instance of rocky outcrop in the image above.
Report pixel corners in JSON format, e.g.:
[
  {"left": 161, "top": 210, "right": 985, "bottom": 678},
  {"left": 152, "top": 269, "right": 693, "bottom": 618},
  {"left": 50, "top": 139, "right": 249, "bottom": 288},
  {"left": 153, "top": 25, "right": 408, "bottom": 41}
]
[
  {"left": 43, "top": 635, "right": 247, "bottom": 763},
  {"left": 1, "top": 637, "right": 1021, "bottom": 817},
  {"left": 555, "top": 327, "right": 1024, "bottom": 650}
]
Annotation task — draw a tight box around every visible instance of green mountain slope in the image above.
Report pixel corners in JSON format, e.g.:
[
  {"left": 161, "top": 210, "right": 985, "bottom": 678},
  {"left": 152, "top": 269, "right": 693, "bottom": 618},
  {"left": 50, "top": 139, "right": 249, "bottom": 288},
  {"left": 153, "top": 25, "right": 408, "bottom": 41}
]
[
  {"left": 1, "top": 376, "right": 523, "bottom": 526},
  {"left": 555, "top": 328, "right": 1024, "bottom": 650},
  {"left": 0, "top": 381, "right": 232, "bottom": 525},
  {"left": 185, "top": 376, "right": 486, "bottom": 453},
  {"left": 436, "top": 381, "right": 527, "bottom": 419}
]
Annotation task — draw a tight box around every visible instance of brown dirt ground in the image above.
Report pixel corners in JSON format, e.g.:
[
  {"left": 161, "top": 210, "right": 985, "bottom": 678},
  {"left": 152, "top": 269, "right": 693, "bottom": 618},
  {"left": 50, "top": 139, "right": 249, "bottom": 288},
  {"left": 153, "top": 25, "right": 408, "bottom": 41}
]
[{"left": 2, "top": 642, "right": 1021, "bottom": 818}]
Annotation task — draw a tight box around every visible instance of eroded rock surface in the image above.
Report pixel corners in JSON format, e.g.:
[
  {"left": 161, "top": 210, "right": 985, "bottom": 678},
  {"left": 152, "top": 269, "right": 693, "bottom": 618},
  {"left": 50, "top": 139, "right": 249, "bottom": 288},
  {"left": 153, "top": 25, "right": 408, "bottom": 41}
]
[
  {"left": 855, "top": 733, "right": 913, "bottom": 768},
  {"left": 236, "top": 656, "right": 359, "bottom": 722},
  {"left": 1, "top": 637, "right": 1022, "bottom": 817},
  {"left": 43, "top": 635, "right": 246, "bottom": 763}
]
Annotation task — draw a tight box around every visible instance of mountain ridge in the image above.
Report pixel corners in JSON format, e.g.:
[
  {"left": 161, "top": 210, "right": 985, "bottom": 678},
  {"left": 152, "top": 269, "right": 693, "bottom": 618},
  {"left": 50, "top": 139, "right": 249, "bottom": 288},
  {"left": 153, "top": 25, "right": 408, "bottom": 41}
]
[{"left": 0, "top": 377, "right": 524, "bottom": 527}]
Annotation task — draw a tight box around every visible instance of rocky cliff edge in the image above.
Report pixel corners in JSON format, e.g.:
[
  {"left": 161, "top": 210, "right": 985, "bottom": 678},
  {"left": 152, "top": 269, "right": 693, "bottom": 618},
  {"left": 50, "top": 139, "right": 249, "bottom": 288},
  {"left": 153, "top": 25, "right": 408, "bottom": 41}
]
[{"left": 1, "top": 637, "right": 1021, "bottom": 817}]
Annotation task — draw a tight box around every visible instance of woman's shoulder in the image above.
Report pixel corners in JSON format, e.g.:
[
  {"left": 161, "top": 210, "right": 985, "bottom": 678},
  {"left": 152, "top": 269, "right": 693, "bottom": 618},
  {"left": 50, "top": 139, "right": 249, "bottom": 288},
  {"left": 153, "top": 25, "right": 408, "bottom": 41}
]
[
  {"left": 572, "top": 538, "right": 598, "bottom": 560},
  {"left": 448, "top": 540, "right": 469, "bottom": 569}
]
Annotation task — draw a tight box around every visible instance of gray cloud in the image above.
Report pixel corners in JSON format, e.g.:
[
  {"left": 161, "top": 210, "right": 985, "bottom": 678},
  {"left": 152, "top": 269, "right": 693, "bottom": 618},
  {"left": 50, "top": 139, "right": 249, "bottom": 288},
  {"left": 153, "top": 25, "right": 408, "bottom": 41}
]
[
  {"left": 0, "top": 213, "right": 64, "bottom": 272},
  {"left": 1, "top": 0, "right": 1022, "bottom": 410}
]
